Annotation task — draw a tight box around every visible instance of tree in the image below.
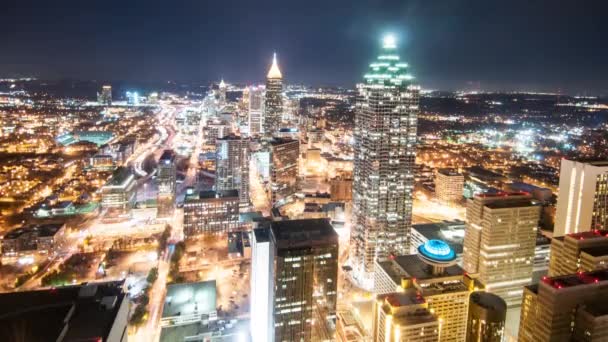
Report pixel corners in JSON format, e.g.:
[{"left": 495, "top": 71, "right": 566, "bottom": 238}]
[{"left": 147, "top": 267, "right": 158, "bottom": 284}]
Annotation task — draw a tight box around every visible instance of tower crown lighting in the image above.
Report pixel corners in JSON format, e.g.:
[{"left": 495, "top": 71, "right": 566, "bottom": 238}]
[{"left": 382, "top": 34, "right": 397, "bottom": 49}]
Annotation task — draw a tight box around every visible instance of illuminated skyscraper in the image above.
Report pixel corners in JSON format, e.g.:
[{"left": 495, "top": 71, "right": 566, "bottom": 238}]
[
  {"left": 157, "top": 150, "right": 176, "bottom": 218},
  {"left": 519, "top": 270, "right": 608, "bottom": 342},
  {"left": 216, "top": 134, "right": 250, "bottom": 208},
  {"left": 269, "top": 138, "right": 299, "bottom": 205},
  {"left": 463, "top": 192, "right": 540, "bottom": 306},
  {"left": 554, "top": 159, "right": 608, "bottom": 237},
  {"left": 97, "top": 85, "right": 112, "bottom": 105},
  {"left": 248, "top": 85, "right": 264, "bottom": 137},
  {"left": 250, "top": 227, "right": 275, "bottom": 342},
  {"left": 218, "top": 78, "right": 227, "bottom": 104},
  {"left": 466, "top": 292, "right": 506, "bottom": 342},
  {"left": 548, "top": 229, "right": 608, "bottom": 276},
  {"left": 350, "top": 35, "right": 420, "bottom": 287},
  {"left": 263, "top": 53, "right": 283, "bottom": 138}
]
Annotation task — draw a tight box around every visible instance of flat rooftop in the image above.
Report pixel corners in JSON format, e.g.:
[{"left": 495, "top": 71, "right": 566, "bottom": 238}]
[
  {"left": 270, "top": 137, "right": 298, "bottom": 146},
  {"left": 412, "top": 221, "right": 465, "bottom": 254},
  {"left": 271, "top": 218, "right": 338, "bottom": 250},
  {"left": 194, "top": 190, "right": 239, "bottom": 200},
  {"left": 104, "top": 167, "right": 134, "bottom": 187},
  {"left": 437, "top": 168, "right": 462, "bottom": 177},
  {"left": 0, "top": 281, "right": 126, "bottom": 342},
  {"left": 4, "top": 223, "right": 64, "bottom": 240},
  {"left": 159, "top": 149, "right": 175, "bottom": 162},
  {"left": 541, "top": 269, "right": 608, "bottom": 290},
  {"left": 163, "top": 280, "right": 217, "bottom": 318},
  {"left": 378, "top": 254, "right": 465, "bottom": 281},
  {"left": 484, "top": 199, "right": 536, "bottom": 209}
]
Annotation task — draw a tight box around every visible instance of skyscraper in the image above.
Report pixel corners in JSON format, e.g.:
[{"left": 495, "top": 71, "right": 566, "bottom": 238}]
[
  {"left": 97, "top": 85, "right": 112, "bottom": 105},
  {"left": 554, "top": 159, "right": 608, "bottom": 237},
  {"left": 518, "top": 269, "right": 608, "bottom": 342},
  {"left": 157, "top": 150, "right": 176, "bottom": 218},
  {"left": 548, "top": 229, "right": 608, "bottom": 276},
  {"left": 269, "top": 137, "right": 299, "bottom": 205},
  {"left": 374, "top": 240, "right": 475, "bottom": 342},
  {"left": 248, "top": 85, "right": 264, "bottom": 137},
  {"left": 350, "top": 35, "right": 420, "bottom": 287},
  {"left": 218, "top": 78, "right": 227, "bottom": 104},
  {"left": 466, "top": 292, "right": 507, "bottom": 342},
  {"left": 462, "top": 192, "right": 540, "bottom": 306},
  {"left": 183, "top": 190, "right": 240, "bottom": 237},
  {"left": 216, "top": 135, "right": 250, "bottom": 209},
  {"left": 264, "top": 53, "right": 283, "bottom": 138},
  {"left": 251, "top": 219, "right": 339, "bottom": 342}
]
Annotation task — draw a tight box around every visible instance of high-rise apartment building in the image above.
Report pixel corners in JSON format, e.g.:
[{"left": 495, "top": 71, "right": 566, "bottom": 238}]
[
  {"left": 216, "top": 135, "right": 249, "bottom": 209},
  {"left": 269, "top": 138, "right": 299, "bottom": 205},
  {"left": 462, "top": 192, "right": 540, "bottom": 306},
  {"left": 251, "top": 219, "right": 338, "bottom": 342},
  {"left": 264, "top": 53, "right": 283, "bottom": 138},
  {"left": 157, "top": 150, "right": 176, "bottom": 218},
  {"left": 548, "top": 229, "right": 608, "bottom": 276},
  {"left": 373, "top": 291, "right": 440, "bottom": 342},
  {"left": 249, "top": 85, "right": 264, "bottom": 137},
  {"left": 435, "top": 168, "right": 464, "bottom": 205},
  {"left": 374, "top": 240, "right": 476, "bottom": 342},
  {"left": 218, "top": 79, "right": 227, "bottom": 104},
  {"left": 350, "top": 35, "right": 420, "bottom": 287},
  {"left": 518, "top": 269, "right": 608, "bottom": 342},
  {"left": 183, "top": 190, "right": 239, "bottom": 237},
  {"left": 466, "top": 291, "right": 507, "bottom": 342},
  {"left": 554, "top": 159, "right": 608, "bottom": 236},
  {"left": 97, "top": 85, "right": 112, "bottom": 105}
]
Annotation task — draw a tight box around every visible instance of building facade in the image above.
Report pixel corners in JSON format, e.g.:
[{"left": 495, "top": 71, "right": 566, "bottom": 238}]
[
  {"left": 264, "top": 53, "right": 283, "bottom": 138},
  {"left": 435, "top": 168, "right": 464, "bottom": 205},
  {"left": 373, "top": 292, "right": 440, "bottom": 342},
  {"left": 183, "top": 190, "right": 240, "bottom": 237},
  {"left": 548, "top": 230, "right": 608, "bottom": 277},
  {"left": 248, "top": 85, "right": 264, "bottom": 137},
  {"left": 519, "top": 270, "right": 608, "bottom": 342},
  {"left": 374, "top": 240, "right": 475, "bottom": 342},
  {"left": 97, "top": 85, "right": 112, "bottom": 105},
  {"left": 250, "top": 219, "right": 339, "bottom": 342},
  {"left": 462, "top": 192, "right": 540, "bottom": 306},
  {"left": 270, "top": 138, "right": 299, "bottom": 205},
  {"left": 350, "top": 36, "right": 420, "bottom": 287},
  {"left": 216, "top": 135, "right": 250, "bottom": 208},
  {"left": 554, "top": 159, "right": 608, "bottom": 236},
  {"left": 157, "top": 150, "right": 176, "bottom": 218},
  {"left": 466, "top": 291, "right": 506, "bottom": 342},
  {"left": 101, "top": 167, "right": 137, "bottom": 220}
]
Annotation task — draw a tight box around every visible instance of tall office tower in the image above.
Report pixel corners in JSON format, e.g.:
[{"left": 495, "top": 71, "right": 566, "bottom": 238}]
[
  {"left": 374, "top": 240, "right": 475, "bottom": 342},
  {"left": 263, "top": 53, "right": 283, "bottom": 138},
  {"left": 250, "top": 227, "right": 275, "bottom": 342},
  {"left": 271, "top": 219, "right": 338, "bottom": 342},
  {"left": 435, "top": 168, "right": 464, "bottom": 205},
  {"left": 554, "top": 159, "right": 608, "bottom": 237},
  {"left": 548, "top": 229, "right": 608, "bottom": 276},
  {"left": 466, "top": 292, "right": 507, "bottom": 342},
  {"left": 216, "top": 135, "right": 250, "bottom": 208},
  {"left": 97, "top": 85, "right": 112, "bottom": 105},
  {"left": 248, "top": 85, "right": 264, "bottom": 137},
  {"left": 373, "top": 291, "right": 440, "bottom": 342},
  {"left": 463, "top": 193, "right": 540, "bottom": 306},
  {"left": 157, "top": 150, "right": 176, "bottom": 218},
  {"left": 269, "top": 138, "right": 299, "bottom": 205},
  {"left": 350, "top": 35, "right": 420, "bottom": 287},
  {"left": 218, "top": 79, "right": 227, "bottom": 104},
  {"left": 519, "top": 269, "right": 608, "bottom": 342},
  {"left": 183, "top": 190, "right": 239, "bottom": 237}
]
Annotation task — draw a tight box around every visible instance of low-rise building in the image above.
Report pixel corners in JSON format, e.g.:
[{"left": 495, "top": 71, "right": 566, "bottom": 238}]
[{"left": 1, "top": 223, "right": 67, "bottom": 260}]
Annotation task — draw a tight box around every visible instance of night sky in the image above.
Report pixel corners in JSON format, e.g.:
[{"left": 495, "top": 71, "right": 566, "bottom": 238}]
[{"left": 1, "top": 0, "right": 607, "bottom": 94}]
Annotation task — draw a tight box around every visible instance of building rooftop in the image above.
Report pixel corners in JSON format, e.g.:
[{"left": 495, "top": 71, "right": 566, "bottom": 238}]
[
  {"left": 104, "top": 167, "right": 134, "bottom": 187},
  {"left": 3, "top": 223, "right": 64, "bottom": 240},
  {"left": 0, "top": 281, "right": 127, "bottom": 342},
  {"left": 159, "top": 149, "right": 175, "bottom": 163},
  {"left": 378, "top": 254, "right": 466, "bottom": 283},
  {"left": 580, "top": 245, "right": 608, "bottom": 257},
  {"left": 540, "top": 269, "right": 608, "bottom": 290},
  {"left": 412, "top": 221, "right": 465, "bottom": 254},
  {"left": 162, "top": 280, "right": 217, "bottom": 318},
  {"left": 253, "top": 227, "right": 272, "bottom": 243},
  {"left": 271, "top": 218, "right": 338, "bottom": 250},
  {"left": 270, "top": 137, "right": 298, "bottom": 146},
  {"left": 470, "top": 291, "right": 507, "bottom": 313},
  {"left": 437, "top": 168, "right": 462, "bottom": 177},
  {"left": 194, "top": 190, "right": 239, "bottom": 200},
  {"left": 484, "top": 198, "right": 536, "bottom": 209}
]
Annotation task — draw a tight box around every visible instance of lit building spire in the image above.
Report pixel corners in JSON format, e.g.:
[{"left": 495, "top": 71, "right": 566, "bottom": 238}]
[
  {"left": 267, "top": 52, "right": 282, "bottom": 79},
  {"left": 219, "top": 78, "right": 226, "bottom": 88}
]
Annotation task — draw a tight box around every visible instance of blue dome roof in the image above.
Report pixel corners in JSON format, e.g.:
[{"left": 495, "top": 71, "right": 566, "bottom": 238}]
[{"left": 418, "top": 240, "right": 456, "bottom": 262}]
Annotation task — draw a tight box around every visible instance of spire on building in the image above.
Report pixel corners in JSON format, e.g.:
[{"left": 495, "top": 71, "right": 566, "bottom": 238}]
[
  {"left": 219, "top": 78, "right": 226, "bottom": 88},
  {"left": 267, "top": 52, "right": 282, "bottom": 79}
]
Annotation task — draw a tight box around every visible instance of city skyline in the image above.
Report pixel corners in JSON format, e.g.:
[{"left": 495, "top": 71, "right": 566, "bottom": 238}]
[{"left": 1, "top": 0, "right": 608, "bottom": 94}]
